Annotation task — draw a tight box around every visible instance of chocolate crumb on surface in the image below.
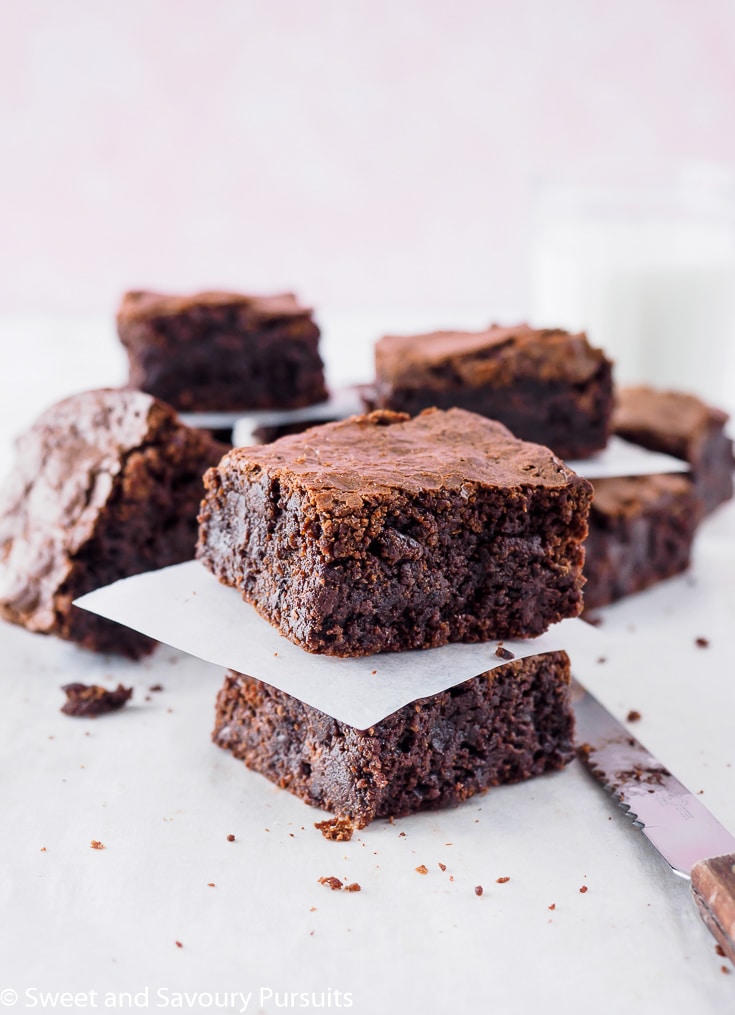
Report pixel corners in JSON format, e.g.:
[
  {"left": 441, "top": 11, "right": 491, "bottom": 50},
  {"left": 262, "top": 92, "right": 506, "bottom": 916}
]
[
  {"left": 695, "top": 637, "right": 710, "bottom": 648},
  {"left": 438, "top": 863, "right": 447, "bottom": 872},
  {"left": 495, "top": 643, "right": 515, "bottom": 661},
  {"left": 90, "top": 840, "right": 105, "bottom": 850},
  {"left": 626, "top": 710, "right": 642, "bottom": 723},
  {"left": 175, "top": 941, "right": 183, "bottom": 949},
  {"left": 496, "top": 876, "right": 510, "bottom": 884},
  {"left": 207, "top": 883, "right": 215, "bottom": 887},
  {"left": 579, "top": 885, "right": 588, "bottom": 893},
  {"left": 474, "top": 885, "right": 484, "bottom": 896},
  {"left": 548, "top": 903, "right": 556, "bottom": 910},
  {"left": 314, "top": 817, "right": 354, "bottom": 842},
  {"left": 721, "top": 966, "right": 731, "bottom": 975},
  {"left": 318, "top": 876, "right": 343, "bottom": 891},
  {"left": 344, "top": 883, "right": 362, "bottom": 893},
  {"left": 61, "top": 683, "right": 132, "bottom": 717},
  {"left": 715, "top": 944, "right": 726, "bottom": 958},
  {"left": 415, "top": 864, "right": 429, "bottom": 875},
  {"left": 149, "top": 684, "right": 164, "bottom": 692},
  {"left": 226, "top": 833, "right": 235, "bottom": 842}
]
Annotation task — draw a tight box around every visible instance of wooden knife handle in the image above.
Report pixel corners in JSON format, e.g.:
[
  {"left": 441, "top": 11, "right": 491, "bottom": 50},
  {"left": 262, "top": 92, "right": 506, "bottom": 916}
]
[{"left": 691, "top": 852, "right": 735, "bottom": 964}]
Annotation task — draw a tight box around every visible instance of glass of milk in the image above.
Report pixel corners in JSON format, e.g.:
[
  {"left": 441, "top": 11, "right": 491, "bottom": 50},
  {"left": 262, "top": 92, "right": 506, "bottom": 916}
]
[{"left": 530, "top": 165, "right": 735, "bottom": 417}]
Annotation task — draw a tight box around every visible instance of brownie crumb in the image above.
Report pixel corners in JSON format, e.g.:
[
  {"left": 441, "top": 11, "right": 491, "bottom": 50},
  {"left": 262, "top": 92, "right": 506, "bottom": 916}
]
[
  {"left": 495, "top": 642, "right": 515, "bottom": 661},
  {"left": 548, "top": 903, "right": 556, "bottom": 910},
  {"left": 149, "top": 684, "right": 164, "bottom": 692},
  {"left": 474, "top": 885, "right": 484, "bottom": 896},
  {"left": 90, "top": 840, "right": 105, "bottom": 850},
  {"left": 314, "top": 817, "right": 354, "bottom": 842},
  {"left": 344, "top": 882, "right": 362, "bottom": 893},
  {"left": 399, "top": 831, "right": 406, "bottom": 838},
  {"left": 415, "top": 864, "right": 429, "bottom": 875},
  {"left": 579, "top": 885, "right": 588, "bottom": 893},
  {"left": 695, "top": 637, "right": 710, "bottom": 649},
  {"left": 175, "top": 941, "right": 183, "bottom": 949},
  {"left": 496, "top": 876, "right": 510, "bottom": 884},
  {"left": 207, "top": 882, "right": 215, "bottom": 887},
  {"left": 318, "top": 876, "right": 343, "bottom": 891},
  {"left": 715, "top": 944, "right": 726, "bottom": 957},
  {"left": 721, "top": 966, "right": 731, "bottom": 975},
  {"left": 40, "top": 847, "right": 47, "bottom": 852},
  {"left": 61, "top": 683, "right": 132, "bottom": 717},
  {"left": 438, "top": 863, "right": 447, "bottom": 872},
  {"left": 226, "top": 834, "right": 235, "bottom": 842},
  {"left": 626, "top": 710, "right": 642, "bottom": 723}
]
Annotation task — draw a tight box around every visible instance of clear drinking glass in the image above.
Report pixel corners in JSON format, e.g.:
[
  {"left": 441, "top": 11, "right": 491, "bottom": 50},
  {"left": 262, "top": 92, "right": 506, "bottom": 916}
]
[{"left": 530, "top": 165, "right": 735, "bottom": 417}]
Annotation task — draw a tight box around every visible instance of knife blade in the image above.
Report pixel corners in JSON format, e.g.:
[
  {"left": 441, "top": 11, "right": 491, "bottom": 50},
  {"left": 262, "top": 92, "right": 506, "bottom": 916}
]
[{"left": 572, "top": 675, "right": 735, "bottom": 964}]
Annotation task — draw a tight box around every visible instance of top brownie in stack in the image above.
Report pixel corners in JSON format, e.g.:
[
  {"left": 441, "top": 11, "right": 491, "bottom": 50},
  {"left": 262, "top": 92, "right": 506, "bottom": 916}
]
[
  {"left": 0, "top": 388, "right": 226, "bottom": 657},
  {"left": 117, "top": 289, "right": 327, "bottom": 413},
  {"left": 372, "top": 324, "right": 614, "bottom": 459},
  {"left": 197, "top": 407, "right": 593, "bottom": 656},
  {"left": 613, "top": 385, "right": 734, "bottom": 515}
]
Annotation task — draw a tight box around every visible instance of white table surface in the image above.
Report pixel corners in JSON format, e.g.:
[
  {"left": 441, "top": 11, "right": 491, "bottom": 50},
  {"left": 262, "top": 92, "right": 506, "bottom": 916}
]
[{"left": 1, "top": 315, "right": 734, "bottom": 1015}]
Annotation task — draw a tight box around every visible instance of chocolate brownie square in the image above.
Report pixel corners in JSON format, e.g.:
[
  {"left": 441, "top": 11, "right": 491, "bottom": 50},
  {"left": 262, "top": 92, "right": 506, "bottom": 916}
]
[
  {"left": 197, "top": 408, "right": 593, "bottom": 656},
  {"left": 213, "top": 650, "right": 575, "bottom": 827},
  {"left": 0, "top": 389, "right": 226, "bottom": 657},
  {"left": 613, "top": 386, "right": 734, "bottom": 515},
  {"left": 373, "top": 324, "right": 614, "bottom": 459},
  {"left": 582, "top": 473, "right": 700, "bottom": 611},
  {"left": 117, "top": 289, "right": 327, "bottom": 413}
]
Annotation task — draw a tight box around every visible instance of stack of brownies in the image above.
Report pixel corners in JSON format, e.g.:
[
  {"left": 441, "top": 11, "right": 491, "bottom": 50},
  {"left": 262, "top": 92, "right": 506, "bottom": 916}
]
[{"left": 197, "top": 406, "right": 593, "bottom": 827}]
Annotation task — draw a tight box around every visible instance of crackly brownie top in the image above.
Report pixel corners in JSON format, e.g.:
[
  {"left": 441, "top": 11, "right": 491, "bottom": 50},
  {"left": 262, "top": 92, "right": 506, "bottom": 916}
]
[
  {"left": 215, "top": 408, "right": 587, "bottom": 503},
  {"left": 117, "top": 289, "right": 314, "bottom": 325},
  {"left": 591, "top": 473, "right": 696, "bottom": 519},
  {"left": 375, "top": 324, "right": 609, "bottom": 388},
  {"left": 614, "top": 385, "right": 730, "bottom": 440},
  {"left": 0, "top": 388, "right": 207, "bottom": 625}
]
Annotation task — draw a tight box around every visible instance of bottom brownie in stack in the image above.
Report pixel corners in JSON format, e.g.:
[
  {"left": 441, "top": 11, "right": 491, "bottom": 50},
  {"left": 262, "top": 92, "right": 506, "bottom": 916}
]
[{"left": 213, "top": 651, "right": 575, "bottom": 827}]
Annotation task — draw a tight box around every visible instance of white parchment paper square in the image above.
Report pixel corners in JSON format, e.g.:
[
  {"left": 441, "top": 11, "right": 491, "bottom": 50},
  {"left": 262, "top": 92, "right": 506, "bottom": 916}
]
[{"left": 75, "top": 561, "right": 604, "bottom": 729}]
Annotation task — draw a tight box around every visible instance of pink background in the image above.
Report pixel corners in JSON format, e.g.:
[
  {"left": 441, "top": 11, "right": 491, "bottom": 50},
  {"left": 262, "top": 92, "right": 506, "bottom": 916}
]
[{"left": 2, "top": 0, "right": 735, "bottom": 317}]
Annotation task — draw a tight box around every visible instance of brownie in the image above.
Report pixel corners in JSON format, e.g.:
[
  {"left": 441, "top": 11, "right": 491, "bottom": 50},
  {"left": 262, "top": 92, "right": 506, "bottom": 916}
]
[
  {"left": 582, "top": 473, "right": 700, "bottom": 611},
  {"left": 213, "top": 650, "right": 575, "bottom": 827},
  {"left": 60, "top": 682, "right": 133, "bottom": 717},
  {"left": 0, "top": 389, "right": 226, "bottom": 657},
  {"left": 373, "top": 324, "right": 614, "bottom": 459},
  {"left": 117, "top": 289, "right": 327, "bottom": 413},
  {"left": 613, "top": 386, "right": 734, "bottom": 515},
  {"left": 197, "top": 408, "right": 593, "bottom": 656}
]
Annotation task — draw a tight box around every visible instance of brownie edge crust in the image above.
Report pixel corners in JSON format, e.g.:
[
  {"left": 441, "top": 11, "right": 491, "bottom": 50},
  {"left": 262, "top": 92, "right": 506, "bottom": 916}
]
[
  {"left": 213, "top": 651, "right": 575, "bottom": 827},
  {"left": 197, "top": 408, "right": 593, "bottom": 656}
]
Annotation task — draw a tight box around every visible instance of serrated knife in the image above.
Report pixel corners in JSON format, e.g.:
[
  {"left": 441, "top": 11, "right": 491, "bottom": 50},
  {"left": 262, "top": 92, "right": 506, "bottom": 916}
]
[{"left": 572, "top": 676, "right": 735, "bottom": 963}]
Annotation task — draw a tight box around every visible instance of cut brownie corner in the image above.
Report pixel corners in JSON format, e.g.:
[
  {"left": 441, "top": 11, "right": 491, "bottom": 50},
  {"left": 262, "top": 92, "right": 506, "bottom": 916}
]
[{"left": 212, "top": 651, "right": 575, "bottom": 827}]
